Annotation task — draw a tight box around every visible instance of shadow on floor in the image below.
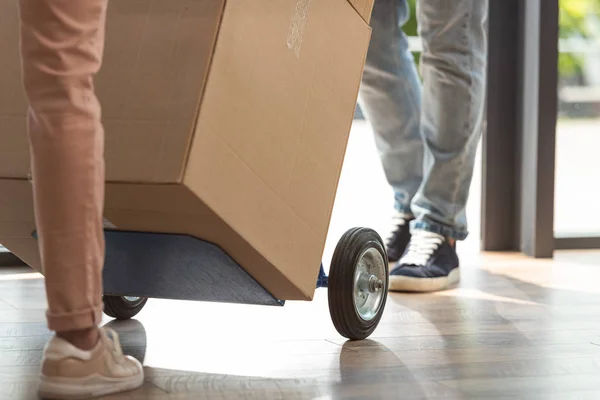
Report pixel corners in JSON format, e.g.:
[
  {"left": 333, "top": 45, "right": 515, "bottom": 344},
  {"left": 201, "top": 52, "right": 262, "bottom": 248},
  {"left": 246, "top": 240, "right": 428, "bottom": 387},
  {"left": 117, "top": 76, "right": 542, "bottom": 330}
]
[
  {"left": 99, "top": 266, "right": 600, "bottom": 399},
  {"left": 105, "top": 320, "right": 427, "bottom": 400}
]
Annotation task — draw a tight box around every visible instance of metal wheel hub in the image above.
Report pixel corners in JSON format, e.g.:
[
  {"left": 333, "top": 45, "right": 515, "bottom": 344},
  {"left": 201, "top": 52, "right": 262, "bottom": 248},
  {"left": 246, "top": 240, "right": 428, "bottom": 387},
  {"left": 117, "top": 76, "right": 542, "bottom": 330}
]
[
  {"left": 123, "top": 296, "right": 141, "bottom": 303},
  {"left": 353, "top": 247, "right": 386, "bottom": 321}
]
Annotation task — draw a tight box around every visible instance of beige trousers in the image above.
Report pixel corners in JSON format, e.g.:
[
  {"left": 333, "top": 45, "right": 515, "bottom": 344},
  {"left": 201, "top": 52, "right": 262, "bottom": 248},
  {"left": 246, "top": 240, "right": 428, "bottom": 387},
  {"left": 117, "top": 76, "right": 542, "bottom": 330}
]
[{"left": 19, "top": 0, "right": 108, "bottom": 332}]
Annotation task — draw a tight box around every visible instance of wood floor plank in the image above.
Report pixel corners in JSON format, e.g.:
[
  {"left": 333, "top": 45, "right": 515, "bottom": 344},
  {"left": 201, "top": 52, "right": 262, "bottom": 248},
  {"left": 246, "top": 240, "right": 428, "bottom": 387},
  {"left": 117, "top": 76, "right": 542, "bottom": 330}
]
[
  {"left": 3, "top": 250, "right": 600, "bottom": 399},
  {"left": 0, "top": 300, "right": 14, "bottom": 311},
  {"left": 0, "top": 322, "right": 50, "bottom": 338}
]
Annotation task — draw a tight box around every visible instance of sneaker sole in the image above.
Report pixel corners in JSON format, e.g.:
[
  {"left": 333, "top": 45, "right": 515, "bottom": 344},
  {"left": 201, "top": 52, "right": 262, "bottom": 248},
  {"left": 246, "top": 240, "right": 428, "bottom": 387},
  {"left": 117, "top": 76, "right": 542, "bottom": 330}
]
[
  {"left": 39, "top": 372, "right": 144, "bottom": 400},
  {"left": 389, "top": 268, "right": 460, "bottom": 293}
]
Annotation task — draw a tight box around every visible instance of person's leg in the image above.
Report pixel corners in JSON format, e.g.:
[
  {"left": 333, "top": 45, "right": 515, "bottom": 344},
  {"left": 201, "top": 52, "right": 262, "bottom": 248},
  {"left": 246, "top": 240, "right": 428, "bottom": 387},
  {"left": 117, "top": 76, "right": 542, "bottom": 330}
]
[
  {"left": 358, "top": 0, "right": 423, "bottom": 261},
  {"left": 20, "top": 0, "right": 106, "bottom": 348},
  {"left": 19, "top": 0, "right": 143, "bottom": 397},
  {"left": 390, "top": 0, "right": 488, "bottom": 292},
  {"left": 411, "top": 0, "right": 487, "bottom": 239}
]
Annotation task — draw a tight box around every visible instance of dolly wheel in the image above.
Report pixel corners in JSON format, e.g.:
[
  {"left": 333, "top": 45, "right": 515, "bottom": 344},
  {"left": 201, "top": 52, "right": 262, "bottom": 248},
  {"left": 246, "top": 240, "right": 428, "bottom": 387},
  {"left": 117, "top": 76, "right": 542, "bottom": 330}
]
[
  {"left": 328, "top": 227, "right": 389, "bottom": 340},
  {"left": 103, "top": 295, "right": 148, "bottom": 320}
]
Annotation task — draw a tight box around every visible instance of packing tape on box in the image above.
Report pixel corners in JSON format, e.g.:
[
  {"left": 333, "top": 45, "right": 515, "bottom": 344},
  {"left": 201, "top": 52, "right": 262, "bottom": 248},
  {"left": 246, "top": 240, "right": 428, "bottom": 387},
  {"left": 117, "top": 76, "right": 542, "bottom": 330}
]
[{"left": 287, "top": 0, "right": 312, "bottom": 58}]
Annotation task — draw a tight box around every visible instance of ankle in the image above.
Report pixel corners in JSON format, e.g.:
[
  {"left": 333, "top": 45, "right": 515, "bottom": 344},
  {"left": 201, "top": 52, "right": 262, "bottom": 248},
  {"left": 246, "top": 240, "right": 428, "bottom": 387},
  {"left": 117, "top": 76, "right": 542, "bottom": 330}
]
[{"left": 56, "top": 327, "right": 100, "bottom": 351}]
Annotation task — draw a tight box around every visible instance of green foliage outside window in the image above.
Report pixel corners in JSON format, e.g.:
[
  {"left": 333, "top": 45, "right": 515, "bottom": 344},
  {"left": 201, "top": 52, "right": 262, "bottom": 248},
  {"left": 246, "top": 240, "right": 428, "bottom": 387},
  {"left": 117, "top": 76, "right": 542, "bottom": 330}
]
[{"left": 558, "top": 0, "right": 600, "bottom": 82}]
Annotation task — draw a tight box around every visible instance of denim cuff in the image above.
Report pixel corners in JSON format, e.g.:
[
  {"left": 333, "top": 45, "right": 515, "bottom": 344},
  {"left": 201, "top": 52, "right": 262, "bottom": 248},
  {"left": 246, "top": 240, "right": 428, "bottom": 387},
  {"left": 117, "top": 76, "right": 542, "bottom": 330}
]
[
  {"left": 394, "top": 203, "right": 414, "bottom": 219},
  {"left": 410, "top": 220, "right": 468, "bottom": 241},
  {"left": 394, "top": 190, "right": 414, "bottom": 218}
]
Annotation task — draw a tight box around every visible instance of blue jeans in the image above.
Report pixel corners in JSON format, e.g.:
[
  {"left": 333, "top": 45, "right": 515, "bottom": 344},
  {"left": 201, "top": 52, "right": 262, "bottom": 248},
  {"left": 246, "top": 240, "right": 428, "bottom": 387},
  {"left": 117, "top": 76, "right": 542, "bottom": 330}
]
[{"left": 358, "top": 0, "right": 488, "bottom": 240}]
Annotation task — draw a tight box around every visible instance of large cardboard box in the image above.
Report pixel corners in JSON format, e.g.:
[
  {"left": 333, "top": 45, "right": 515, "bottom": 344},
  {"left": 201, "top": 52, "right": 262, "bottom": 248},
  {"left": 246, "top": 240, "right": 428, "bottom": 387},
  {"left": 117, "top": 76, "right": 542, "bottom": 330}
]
[{"left": 0, "top": 0, "right": 374, "bottom": 301}]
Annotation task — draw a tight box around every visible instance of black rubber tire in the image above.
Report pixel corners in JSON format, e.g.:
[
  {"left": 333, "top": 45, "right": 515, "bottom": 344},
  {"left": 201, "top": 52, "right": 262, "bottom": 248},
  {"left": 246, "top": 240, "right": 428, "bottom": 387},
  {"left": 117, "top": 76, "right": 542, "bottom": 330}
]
[
  {"left": 103, "top": 319, "right": 148, "bottom": 363},
  {"left": 103, "top": 295, "right": 148, "bottom": 320},
  {"left": 328, "top": 227, "right": 389, "bottom": 341}
]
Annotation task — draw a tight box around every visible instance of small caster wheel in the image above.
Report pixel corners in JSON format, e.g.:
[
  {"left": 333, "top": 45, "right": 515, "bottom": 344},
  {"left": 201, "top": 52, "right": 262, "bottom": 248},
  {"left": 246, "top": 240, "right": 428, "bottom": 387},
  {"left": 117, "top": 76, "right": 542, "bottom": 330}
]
[
  {"left": 103, "top": 295, "right": 148, "bottom": 320},
  {"left": 328, "top": 227, "right": 388, "bottom": 340}
]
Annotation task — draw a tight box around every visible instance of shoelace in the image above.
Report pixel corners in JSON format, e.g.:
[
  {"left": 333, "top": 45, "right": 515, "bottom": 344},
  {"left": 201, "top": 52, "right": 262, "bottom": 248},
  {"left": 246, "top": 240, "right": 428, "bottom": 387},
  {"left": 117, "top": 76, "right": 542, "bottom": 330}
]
[
  {"left": 385, "top": 212, "right": 410, "bottom": 243},
  {"left": 399, "top": 230, "right": 444, "bottom": 266}
]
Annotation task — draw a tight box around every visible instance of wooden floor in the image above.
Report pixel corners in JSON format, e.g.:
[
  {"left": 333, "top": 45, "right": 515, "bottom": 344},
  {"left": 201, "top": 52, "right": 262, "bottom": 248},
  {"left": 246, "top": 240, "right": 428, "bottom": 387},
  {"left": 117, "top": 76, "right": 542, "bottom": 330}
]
[{"left": 2, "top": 250, "right": 600, "bottom": 399}]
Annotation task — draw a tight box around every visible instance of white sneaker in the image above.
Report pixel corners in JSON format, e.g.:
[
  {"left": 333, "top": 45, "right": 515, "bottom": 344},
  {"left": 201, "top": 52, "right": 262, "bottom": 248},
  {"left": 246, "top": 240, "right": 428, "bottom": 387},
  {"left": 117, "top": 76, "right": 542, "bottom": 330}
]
[{"left": 39, "top": 328, "right": 144, "bottom": 399}]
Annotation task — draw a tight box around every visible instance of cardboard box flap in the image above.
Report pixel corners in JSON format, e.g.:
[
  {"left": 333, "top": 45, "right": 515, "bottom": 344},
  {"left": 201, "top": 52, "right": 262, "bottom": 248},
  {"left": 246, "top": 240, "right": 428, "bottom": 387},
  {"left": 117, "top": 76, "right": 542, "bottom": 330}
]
[
  {"left": 0, "top": 0, "right": 32, "bottom": 179},
  {"left": 347, "top": 0, "right": 375, "bottom": 24},
  {"left": 0, "top": 0, "right": 228, "bottom": 184},
  {"left": 99, "top": 0, "right": 226, "bottom": 183}
]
